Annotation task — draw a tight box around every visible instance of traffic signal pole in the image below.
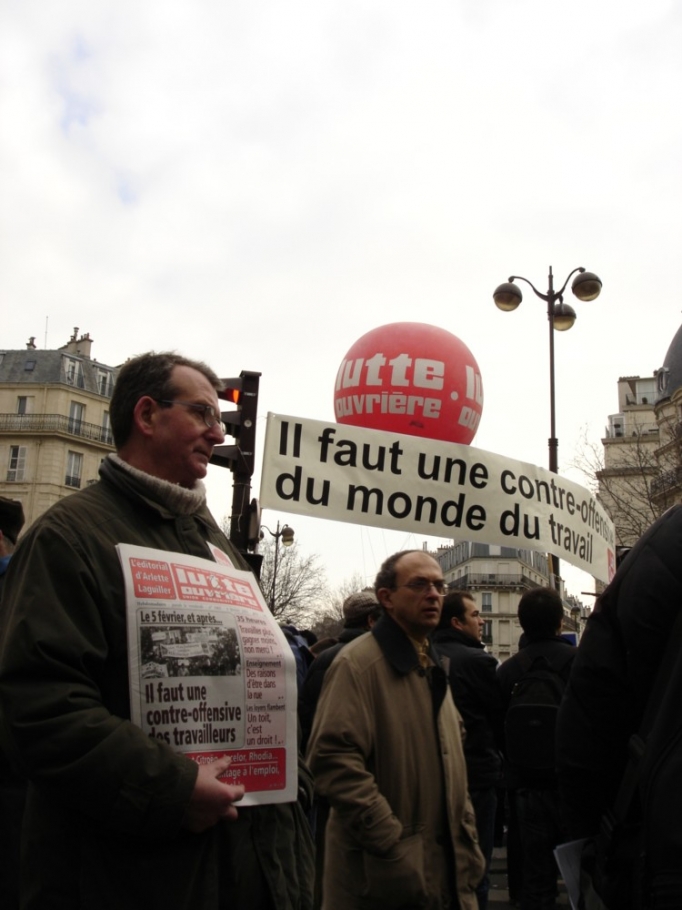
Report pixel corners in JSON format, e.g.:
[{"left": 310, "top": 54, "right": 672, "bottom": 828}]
[{"left": 210, "top": 370, "right": 262, "bottom": 571}]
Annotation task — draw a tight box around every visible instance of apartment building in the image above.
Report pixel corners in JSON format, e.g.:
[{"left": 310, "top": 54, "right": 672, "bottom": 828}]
[
  {"left": 596, "top": 375, "right": 659, "bottom": 548},
  {"left": 0, "top": 330, "right": 119, "bottom": 529}
]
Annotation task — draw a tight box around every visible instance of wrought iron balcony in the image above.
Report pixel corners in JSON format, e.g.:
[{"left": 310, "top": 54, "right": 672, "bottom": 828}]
[
  {"left": 651, "top": 467, "right": 682, "bottom": 498},
  {"left": 0, "top": 413, "right": 114, "bottom": 446},
  {"left": 449, "top": 572, "right": 543, "bottom": 590}
]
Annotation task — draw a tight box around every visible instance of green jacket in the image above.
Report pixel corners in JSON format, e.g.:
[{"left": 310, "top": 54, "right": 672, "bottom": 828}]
[{"left": 0, "top": 457, "right": 313, "bottom": 910}]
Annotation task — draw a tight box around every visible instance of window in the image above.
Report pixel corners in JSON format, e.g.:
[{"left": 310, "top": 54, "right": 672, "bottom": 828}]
[
  {"left": 65, "top": 451, "right": 83, "bottom": 488},
  {"left": 102, "top": 411, "right": 112, "bottom": 445},
  {"left": 63, "top": 357, "right": 84, "bottom": 388},
  {"left": 17, "top": 396, "right": 34, "bottom": 415},
  {"left": 7, "top": 446, "right": 27, "bottom": 482},
  {"left": 636, "top": 379, "right": 656, "bottom": 405},
  {"left": 481, "top": 593, "right": 493, "bottom": 612},
  {"left": 68, "top": 401, "right": 85, "bottom": 435},
  {"left": 657, "top": 367, "right": 669, "bottom": 394},
  {"left": 24, "top": 360, "right": 36, "bottom": 371},
  {"left": 482, "top": 620, "right": 493, "bottom": 644},
  {"left": 97, "top": 370, "right": 114, "bottom": 397}
]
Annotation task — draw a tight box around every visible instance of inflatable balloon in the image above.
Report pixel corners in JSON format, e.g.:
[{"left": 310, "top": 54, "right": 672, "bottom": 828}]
[{"left": 334, "top": 322, "right": 483, "bottom": 445}]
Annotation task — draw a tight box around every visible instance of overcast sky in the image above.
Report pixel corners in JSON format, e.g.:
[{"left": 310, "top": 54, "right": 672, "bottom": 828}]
[{"left": 2, "top": 0, "right": 681, "bottom": 600}]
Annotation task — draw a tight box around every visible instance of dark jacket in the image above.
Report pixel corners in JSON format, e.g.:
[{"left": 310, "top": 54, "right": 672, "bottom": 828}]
[
  {"left": 299, "top": 626, "right": 368, "bottom": 750},
  {"left": 0, "top": 456, "right": 313, "bottom": 910},
  {"left": 432, "top": 628, "right": 504, "bottom": 790},
  {"left": 497, "top": 635, "right": 575, "bottom": 789},
  {"left": 557, "top": 504, "right": 682, "bottom": 846},
  {"left": 0, "top": 556, "right": 10, "bottom": 592},
  {"left": 0, "top": 552, "right": 25, "bottom": 910}
]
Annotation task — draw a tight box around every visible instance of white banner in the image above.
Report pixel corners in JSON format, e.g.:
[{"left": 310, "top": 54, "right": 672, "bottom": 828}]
[{"left": 260, "top": 414, "right": 616, "bottom": 584}]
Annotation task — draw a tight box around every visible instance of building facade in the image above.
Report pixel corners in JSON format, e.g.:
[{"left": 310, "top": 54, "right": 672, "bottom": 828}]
[
  {"left": 595, "top": 323, "right": 682, "bottom": 549},
  {"left": 434, "top": 541, "right": 585, "bottom": 661},
  {"left": 597, "top": 375, "right": 659, "bottom": 548},
  {"left": 651, "top": 322, "right": 682, "bottom": 513},
  {"left": 0, "top": 330, "right": 119, "bottom": 530}
]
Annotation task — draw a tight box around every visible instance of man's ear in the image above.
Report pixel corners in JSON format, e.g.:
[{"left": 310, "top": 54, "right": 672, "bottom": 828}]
[
  {"left": 132, "top": 396, "right": 158, "bottom": 438},
  {"left": 376, "top": 587, "right": 392, "bottom": 610},
  {"left": 451, "top": 615, "right": 463, "bottom": 631}
]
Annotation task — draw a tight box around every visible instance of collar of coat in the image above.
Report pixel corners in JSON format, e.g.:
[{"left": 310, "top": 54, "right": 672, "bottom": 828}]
[
  {"left": 432, "top": 626, "right": 486, "bottom": 651},
  {"left": 102, "top": 454, "right": 208, "bottom": 517},
  {"left": 372, "top": 613, "right": 449, "bottom": 714}
]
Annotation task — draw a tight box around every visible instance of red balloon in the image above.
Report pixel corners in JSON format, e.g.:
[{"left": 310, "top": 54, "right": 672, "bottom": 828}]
[{"left": 334, "top": 323, "right": 483, "bottom": 445}]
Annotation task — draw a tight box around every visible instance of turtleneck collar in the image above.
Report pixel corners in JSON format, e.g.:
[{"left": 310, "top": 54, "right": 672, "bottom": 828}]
[{"left": 108, "top": 453, "right": 207, "bottom": 517}]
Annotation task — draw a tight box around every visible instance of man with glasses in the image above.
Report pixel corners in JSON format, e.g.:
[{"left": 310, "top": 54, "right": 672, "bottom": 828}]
[
  {"left": 307, "top": 549, "right": 484, "bottom": 910},
  {"left": 0, "top": 352, "right": 313, "bottom": 910}
]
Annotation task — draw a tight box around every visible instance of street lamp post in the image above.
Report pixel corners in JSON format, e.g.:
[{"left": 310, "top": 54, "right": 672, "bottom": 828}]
[
  {"left": 493, "top": 266, "right": 602, "bottom": 588},
  {"left": 260, "top": 521, "right": 295, "bottom": 612}
]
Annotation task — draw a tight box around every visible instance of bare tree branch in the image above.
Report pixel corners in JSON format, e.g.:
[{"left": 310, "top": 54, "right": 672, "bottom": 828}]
[
  {"left": 257, "top": 536, "right": 329, "bottom": 627},
  {"left": 326, "top": 571, "right": 368, "bottom": 619},
  {"left": 306, "top": 571, "right": 374, "bottom": 641},
  {"left": 571, "top": 423, "right": 679, "bottom": 547}
]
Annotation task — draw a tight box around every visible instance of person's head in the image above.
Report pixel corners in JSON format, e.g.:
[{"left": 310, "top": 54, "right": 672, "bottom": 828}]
[
  {"left": 517, "top": 586, "right": 564, "bottom": 641},
  {"left": 375, "top": 550, "right": 446, "bottom": 642},
  {"left": 373, "top": 549, "right": 421, "bottom": 592},
  {"left": 111, "top": 352, "right": 225, "bottom": 488},
  {"left": 436, "top": 590, "right": 483, "bottom": 642},
  {"left": 342, "top": 590, "right": 382, "bottom": 630},
  {"left": 0, "top": 496, "right": 25, "bottom": 557},
  {"left": 298, "top": 629, "right": 318, "bottom": 648}
]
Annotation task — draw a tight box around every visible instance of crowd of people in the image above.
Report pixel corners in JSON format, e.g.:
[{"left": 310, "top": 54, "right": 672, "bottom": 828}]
[{"left": 0, "top": 348, "right": 673, "bottom": 910}]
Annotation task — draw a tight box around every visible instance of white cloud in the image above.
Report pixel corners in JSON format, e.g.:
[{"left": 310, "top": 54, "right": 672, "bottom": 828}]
[{"left": 2, "top": 0, "right": 681, "bottom": 593}]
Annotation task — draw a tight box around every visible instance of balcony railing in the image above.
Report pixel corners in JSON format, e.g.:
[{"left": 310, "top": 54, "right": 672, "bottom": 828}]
[
  {"left": 0, "top": 413, "right": 114, "bottom": 446},
  {"left": 450, "top": 572, "right": 542, "bottom": 590},
  {"left": 651, "top": 467, "right": 682, "bottom": 498}
]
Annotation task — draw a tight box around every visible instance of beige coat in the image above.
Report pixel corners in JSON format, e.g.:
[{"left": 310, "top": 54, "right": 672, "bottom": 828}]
[{"left": 307, "top": 615, "right": 485, "bottom": 910}]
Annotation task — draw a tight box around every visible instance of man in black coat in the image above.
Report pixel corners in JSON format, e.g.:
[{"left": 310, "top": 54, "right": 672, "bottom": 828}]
[
  {"left": 557, "top": 505, "right": 682, "bottom": 906},
  {"left": 433, "top": 590, "right": 504, "bottom": 910},
  {"left": 497, "top": 587, "right": 575, "bottom": 910},
  {"left": 299, "top": 590, "right": 381, "bottom": 751}
]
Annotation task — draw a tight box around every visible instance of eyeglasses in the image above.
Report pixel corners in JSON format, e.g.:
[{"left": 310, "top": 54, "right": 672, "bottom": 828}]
[
  {"left": 155, "top": 399, "right": 226, "bottom": 434},
  {"left": 394, "top": 579, "right": 447, "bottom": 596}
]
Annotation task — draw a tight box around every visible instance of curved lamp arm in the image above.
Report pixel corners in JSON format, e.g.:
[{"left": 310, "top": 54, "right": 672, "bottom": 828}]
[{"left": 509, "top": 266, "right": 586, "bottom": 303}]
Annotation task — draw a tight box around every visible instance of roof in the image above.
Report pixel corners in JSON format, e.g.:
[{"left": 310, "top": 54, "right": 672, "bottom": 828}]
[
  {"left": 0, "top": 349, "right": 118, "bottom": 396},
  {"left": 656, "top": 323, "right": 682, "bottom": 405}
]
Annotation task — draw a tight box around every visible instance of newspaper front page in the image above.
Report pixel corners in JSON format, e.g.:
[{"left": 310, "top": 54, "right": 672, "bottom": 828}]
[{"left": 118, "top": 543, "right": 298, "bottom": 806}]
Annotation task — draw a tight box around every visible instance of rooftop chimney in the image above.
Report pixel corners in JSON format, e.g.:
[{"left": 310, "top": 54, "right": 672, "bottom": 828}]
[{"left": 59, "top": 329, "right": 93, "bottom": 359}]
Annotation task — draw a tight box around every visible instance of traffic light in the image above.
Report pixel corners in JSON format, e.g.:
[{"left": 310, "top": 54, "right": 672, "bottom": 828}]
[
  {"left": 210, "top": 370, "right": 261, "bottom": 556},
  {"left": 210, "top": 370, "right": 260, "bottom": 475}
]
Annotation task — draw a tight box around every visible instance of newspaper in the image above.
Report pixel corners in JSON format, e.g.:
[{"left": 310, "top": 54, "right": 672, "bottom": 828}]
[
  {"left": 554, "top": 838, "right": 588, "bottom": 910},
  {"left": 118, "top": 543, "right": 298, "bottom": 806}
]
